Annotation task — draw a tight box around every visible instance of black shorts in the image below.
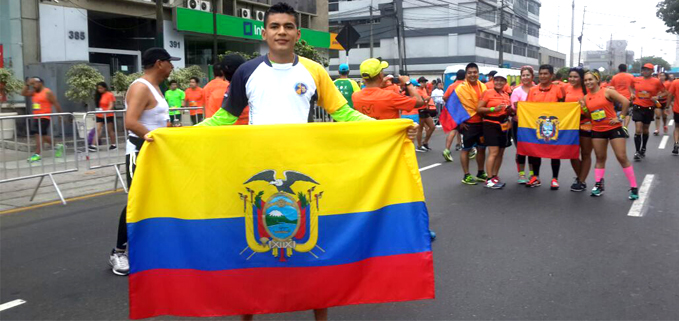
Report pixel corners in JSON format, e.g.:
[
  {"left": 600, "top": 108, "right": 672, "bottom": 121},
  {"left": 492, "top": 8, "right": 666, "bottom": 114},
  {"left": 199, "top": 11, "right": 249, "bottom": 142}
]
[
  {"left": 675, "top": 112, "right": 679, "bottom": 124},
  {"left": 428, "top": 109, "right": 438, "bottom": 118},
  {"left": 190, "top": 114, "right": 204, "bottom": 125},
  {"left": 482, "top": 122, "right": 511, "bottom": 148},
  {"left": 460, "top": 122, "right": 485, "bottom": 150},
  {"left": 579, "top": 129, "right": 592, "bottom": 138},
  {"left": 592, "top": 127, "right": 626, "bottom": 140},
  {"left": 632, "top": 106, "right": 654, "bottom": 124},
  {"left": 125, "top": 136, "right": 145, "bottom": 189},
  {"left": 30, "top": 118, "right": 50, "bottom": 135},
  {"left": 656, "top": 101, "right": 668, "bottom": 109},
  {"left": 96, "top": 116, "right": 115, "bottom": 124},
  {"left": 418, "top": 109, "right": 431, "bottom": 119}
]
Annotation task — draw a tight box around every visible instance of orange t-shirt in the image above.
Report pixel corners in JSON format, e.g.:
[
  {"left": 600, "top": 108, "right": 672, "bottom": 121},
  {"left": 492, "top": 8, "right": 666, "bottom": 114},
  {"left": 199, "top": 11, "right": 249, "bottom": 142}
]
[
  {"left": 205, "top": 79, "right": 229, "bottom": 118},
  {"left": 585, "top": 89, "right": 620, "bottom": 132},
  {"left": 97, "top": 91, "right": 116, "bottom": 118},
  {"left": 351, "top": 87, "right": 418, "bottom": 120},
  {"left": 418, "top": 87, "right": 436, "bottom": 110},
  {"left": 184, "top": 87, "right": 205, "bottom": 115},
  {"left": 443, "top": 80, "right": 463, "bottom": 101},
  {"left": 658, "top": 81, "right": 671, "bottom": 103},
  {"left": 31, "top": 88, "right": 53, "bottom": 119},
  {"left": 564, "top": 85, "right": 585, "bottom": 103},
  {"left": 609, "top": 72, "right": 635, "bottom": 99},
  {"left": 385, "top": 84, "right": 401, "bottom": 95},
  {"left": 669, "top": 80, "right": 679, "bottom": 113},
  {"left": 527, "top": 84, "right": 565, "bottom": 102},
  {"left": 632, "top": 77, "right": 665, "bottom": 108},
  {"left": 465, "top": 83, "right": 485, "bottom": 123},
  {"left": 480, "top": 89, "right": 510, "bottom": 123}
]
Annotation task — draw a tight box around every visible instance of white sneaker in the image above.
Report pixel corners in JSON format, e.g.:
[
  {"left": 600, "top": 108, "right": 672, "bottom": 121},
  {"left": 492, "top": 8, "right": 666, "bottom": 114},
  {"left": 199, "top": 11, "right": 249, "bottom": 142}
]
[{"left": 109, "top": 249, "right": 130, "bottom": 276}]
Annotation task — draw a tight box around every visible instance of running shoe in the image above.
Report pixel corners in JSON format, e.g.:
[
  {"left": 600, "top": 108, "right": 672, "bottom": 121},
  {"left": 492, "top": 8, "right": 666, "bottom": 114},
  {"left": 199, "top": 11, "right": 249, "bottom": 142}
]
[
  {"left": 415, "top": 146, "right": 427, "bottom": 153},
  {"left": 88, "top": 145, "right": 98, "bottom": 152},
  {"left": 629, "top": 187, "right": 639, "bottom": 200},
  {"left": 422, "top": 144, "right": 431, "bottom": 151},
  {"left": 429, "top": 230, "right": 437, "bottom": 241},
  {"left": 526, "top": 176, "right": 541, "bottom": 187},
  {"left": 27, "top": 154, "right": 41, "bottom": 163},
  {"left": 640, "top": 148, "right": 646, "bottom": 158},
  {"left": 55, "top": 144, "right": 64, "bottom": 158},
  {"left": 455, "top": 144, "right": 462, "bottom": 151},
  {"left": 672, "top": 143, "right": 679, "bottom": 155},
  {"left": 517, "top": 174, "right": 528, "bottom": 184},
  {"left": 442, "top": 149, "right": 453, "bottom": 162},
  {"left": 550, "top": 178, "right": 560, "bottom": 190},
  {"left": 109, "top": 145, "right": 117, "bottom": 150},
  {"left": 622, "top": 126, "right": 629, "bottom": 138},
  {"left": 653, "top": 130, "right": 659, "bottom": 136},
  {"left": 484, "top": 179, "right": 496, "bottom": 189},
  {"left": 461, "top": 174, "right": 477, "bottom": 185},
  {"left": 469, "top": 147, "right": 477, "bottom": 159},
  {"left": 475, "top": 171, "right": 489, "bottom": 182},
  {"left": 634, "top": 152, "right": 642, "bottom": 161},
  {"left": 109, "top": 249, "right": 130, "bottom": 276},
  {"left": 591, "top": 179, "right": 605, "bottom": 197},
  {"left": 664, "top": 125, "right": 668, "bottom": 135},
  {"left": 490, "top": 177, "right": 504, "bottom": 189},
  {"left": 570, "top": 178, "right": 585, "bottom": 192}
]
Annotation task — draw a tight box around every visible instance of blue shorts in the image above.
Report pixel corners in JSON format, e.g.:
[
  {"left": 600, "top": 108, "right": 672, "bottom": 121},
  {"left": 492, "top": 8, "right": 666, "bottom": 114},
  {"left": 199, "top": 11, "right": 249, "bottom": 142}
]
[{"left": 401, "top": 114, "right": 419, "bottom": 123}]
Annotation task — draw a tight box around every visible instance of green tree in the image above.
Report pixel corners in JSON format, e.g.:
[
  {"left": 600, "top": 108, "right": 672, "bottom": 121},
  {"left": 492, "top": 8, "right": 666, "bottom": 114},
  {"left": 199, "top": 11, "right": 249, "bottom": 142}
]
[
  {"left": 631, "top": 56, "right": 672, "bottom": 73},
  {"left": 168, "top": 65, "right": 207, "bottom": 90},
  {"left": 556, "top": 67, "right": 571, "bottom": 81},
  {"left": 65, "top": 64, "right": 105, "bottom": 106},
  {"left": 111, "top": 71, "right": 143, "bottom": 93},
  {"left": 0, "top": 68, "right": 25, "bottom": 101},
  {"left": 295, "top": 40, "right": 328, "bottom": 67},
  {"left": 656, "top": 0, "right": 679, "bottom": 35}
]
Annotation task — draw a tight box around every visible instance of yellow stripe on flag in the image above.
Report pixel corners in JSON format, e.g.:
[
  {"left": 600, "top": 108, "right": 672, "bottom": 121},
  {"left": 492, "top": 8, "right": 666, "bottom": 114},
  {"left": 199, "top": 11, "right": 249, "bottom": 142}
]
[
  {"left": 127, "top": 120, "right": 424, "bottom": 223},
  {"left": 517, "top": 102, "right": 581, "bottom": 130}
]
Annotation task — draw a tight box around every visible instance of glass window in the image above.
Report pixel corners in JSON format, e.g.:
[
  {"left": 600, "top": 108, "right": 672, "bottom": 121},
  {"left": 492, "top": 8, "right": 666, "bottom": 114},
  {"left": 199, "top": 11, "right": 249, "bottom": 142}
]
[
  {"left": 476, "top": 31, "right": 496, "bottom": 50},
  {"left": 527, "top": 46, "right": 539, "bottom": 59},
  {"left": 513, "top": 42, "right": 527, "bottom": 56},
  {"left": 527, "top": 23, "right": 539, "bottom": 37},
  {"left": 477, "top": 1, "right": 496, "bottom": 23},
  {"left": 528, "top": 1, "right": 539, "bottom": 15},
  {"left": 503, "top": 39, "right": 512, "bottom": 53}
]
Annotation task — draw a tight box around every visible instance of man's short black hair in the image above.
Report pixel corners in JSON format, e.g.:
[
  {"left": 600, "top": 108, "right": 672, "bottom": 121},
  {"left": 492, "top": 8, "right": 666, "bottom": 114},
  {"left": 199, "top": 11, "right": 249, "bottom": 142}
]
[
  {"left": 465, "top": 63, "right": 479, "bottom": 72},
  {"left": 455, "top": 69, "right": 465, "bottom": 80},
  {"left": 264, "top": 2, "right": 298, "bottom": 28},
  {"left": 213, "top": 63, "right": 224, "bottom": 77},
  {"left": 190, "top": 77, "right": 200, "bottom": 83},
  {"left": 618, "top": 64, "right": 627, "bottom": 72},
  {"left": 538, "top": 64, "right": 554, "bottom": 75},
  {"left": 169, "top": 80, "right": 178, "bottom": 85}
]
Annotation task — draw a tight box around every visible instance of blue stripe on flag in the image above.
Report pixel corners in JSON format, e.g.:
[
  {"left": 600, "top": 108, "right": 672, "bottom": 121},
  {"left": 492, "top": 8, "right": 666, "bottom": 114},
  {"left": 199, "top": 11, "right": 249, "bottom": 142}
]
[
  {"left": 445, "top": 91, "right": 471, "bottom": 125},
  {"left": 517, "top": 128, "right": 579, "bottom": 145}
]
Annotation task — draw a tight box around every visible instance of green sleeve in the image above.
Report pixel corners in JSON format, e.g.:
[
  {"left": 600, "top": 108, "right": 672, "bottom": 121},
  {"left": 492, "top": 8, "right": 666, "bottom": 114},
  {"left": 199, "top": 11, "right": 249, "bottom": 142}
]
[
  {"left": 196, "top": 108, "right": 238, "bottom": 126},
  {"left": 330, "top": 104, "right": 374, "bottom": 122}
]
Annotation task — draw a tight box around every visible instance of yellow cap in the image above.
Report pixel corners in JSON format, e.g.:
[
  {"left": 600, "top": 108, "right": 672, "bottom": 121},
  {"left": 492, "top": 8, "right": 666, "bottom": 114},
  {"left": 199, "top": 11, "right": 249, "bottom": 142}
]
[{"left": 360, "top": 58, "right": 389, "bottom": 79}]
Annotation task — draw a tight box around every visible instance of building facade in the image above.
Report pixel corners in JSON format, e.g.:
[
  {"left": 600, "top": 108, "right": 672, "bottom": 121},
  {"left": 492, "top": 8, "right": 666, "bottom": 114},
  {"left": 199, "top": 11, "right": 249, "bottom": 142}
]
[
  {"left": 328, "top": 0, "right": 542, "bottom": 77},
  {"left": 0, "top": 0, "right": 333, "bottom": 83},
  {"left": 583, "top": 40, "right": 634, "bottom": 74},
  {"left": 539, "top": 47, "right": 566, "bottom": 69}
]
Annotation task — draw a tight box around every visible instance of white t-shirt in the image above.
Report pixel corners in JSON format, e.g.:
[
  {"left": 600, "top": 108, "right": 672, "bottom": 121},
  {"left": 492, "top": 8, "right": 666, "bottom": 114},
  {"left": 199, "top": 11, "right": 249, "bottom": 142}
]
[{"left": 431, "top": 88, "right": 444, "bottom": 105}]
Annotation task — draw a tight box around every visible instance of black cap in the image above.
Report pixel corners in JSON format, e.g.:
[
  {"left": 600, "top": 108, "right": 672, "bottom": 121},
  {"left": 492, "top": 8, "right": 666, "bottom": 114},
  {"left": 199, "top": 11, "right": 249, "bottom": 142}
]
[
  {"left": 488, "top": 70, "right": 498, "bottom": 77},
  {"left": 418, "top": 76, "right": 428, "bottom": 83},
  {"left": 219, "top": 54, "right": 247, "bottom": 80},
  {"left": 142, "top": 47, "right": 181, "bottom": 66}
]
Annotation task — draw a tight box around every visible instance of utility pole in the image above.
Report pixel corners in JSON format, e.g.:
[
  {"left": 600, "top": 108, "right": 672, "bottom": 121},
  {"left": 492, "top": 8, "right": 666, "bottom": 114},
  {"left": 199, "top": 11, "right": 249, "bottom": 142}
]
[
  {"left": 369, "top": 1, "right": 374, "bottom": 57},
  {"left": 155, "top": 0, "right": 164, "bottom": 48},
  {"left": 608, "top": 33, "right": 613, "bottom": 73},
  {"left": 212, "top": 0, "right": 218, "bottom": 64},
  {"left": 577, "top": 6, "right": 586, "bottom": 66},
  {"left": 569, "top": 0, "right": 575, "bottom": 67},
  {"left": 498, "top": 0, "right": 505, "bottom": 68},
  {"left": 394, "top": 0, "right": 404, "bottom": 74}
]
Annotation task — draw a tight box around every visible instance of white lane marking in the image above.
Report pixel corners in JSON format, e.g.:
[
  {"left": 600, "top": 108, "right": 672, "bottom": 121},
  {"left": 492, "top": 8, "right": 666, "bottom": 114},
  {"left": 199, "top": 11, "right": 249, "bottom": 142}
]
[
  {"left": 669, "top": 119, "right": 674, "bottom": 127},
  {"left": 628, "top": 174, "right": 654, "bottom": 217},
  {"left": 419, "top": 163, "right": 442, "bottom": 172},
  {"left": 0, "top": 299, "right": 26, "bottom": 312},
  {"left": 659, "top": 135, "right": 669, "bottom": 149}
]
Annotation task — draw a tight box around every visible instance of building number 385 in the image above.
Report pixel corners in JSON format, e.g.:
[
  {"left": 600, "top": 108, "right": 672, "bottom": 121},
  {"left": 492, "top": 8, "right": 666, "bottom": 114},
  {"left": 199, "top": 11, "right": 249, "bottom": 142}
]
[{"left": 68, "top": 31, "right": 86, "bottom": 40}]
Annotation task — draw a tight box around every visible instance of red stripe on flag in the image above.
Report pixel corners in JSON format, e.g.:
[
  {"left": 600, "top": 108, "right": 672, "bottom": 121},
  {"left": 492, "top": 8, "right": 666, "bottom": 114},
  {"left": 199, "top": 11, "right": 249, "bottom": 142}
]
[
  {"left": 129, "top": 252, "right": 434, "bottom": 319},
  {"left": 517, "top": 142, "right": 580, "bottom": 159}
]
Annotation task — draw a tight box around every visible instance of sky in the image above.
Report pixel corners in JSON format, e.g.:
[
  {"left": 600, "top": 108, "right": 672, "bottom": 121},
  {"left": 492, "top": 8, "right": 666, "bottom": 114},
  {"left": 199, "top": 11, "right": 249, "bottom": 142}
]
[{"left": 538, "top": 0, "right": 679, "bottom": 67}]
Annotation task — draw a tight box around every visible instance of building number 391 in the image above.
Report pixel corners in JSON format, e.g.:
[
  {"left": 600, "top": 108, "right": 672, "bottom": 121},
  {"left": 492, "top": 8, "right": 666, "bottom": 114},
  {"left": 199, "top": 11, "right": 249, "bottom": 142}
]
[
  {"left": 169, "top": 41, "right": 181, "bottom": 49},
  {"left": 68, "top": 31, "right": 86, "bottom": 40}
]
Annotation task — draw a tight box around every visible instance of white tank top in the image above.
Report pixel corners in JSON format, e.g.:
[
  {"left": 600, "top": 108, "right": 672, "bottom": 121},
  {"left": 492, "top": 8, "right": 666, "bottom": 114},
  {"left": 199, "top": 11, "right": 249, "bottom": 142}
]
[{"left": 125, "top": 78, "right": 170, "bottom": 155}]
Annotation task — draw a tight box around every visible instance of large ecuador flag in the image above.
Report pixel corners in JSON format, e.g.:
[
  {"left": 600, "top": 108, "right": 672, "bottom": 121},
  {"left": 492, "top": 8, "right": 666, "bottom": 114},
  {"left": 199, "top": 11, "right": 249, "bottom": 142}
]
[
  {"left": 439, "top": 89, "right": 472, "bottom": 132},
  {"left": 126, "top": 119, "right": 435, "bottom": 319},
  {"left": 517, "top": 102, "right": 581, "bottom": 159}
]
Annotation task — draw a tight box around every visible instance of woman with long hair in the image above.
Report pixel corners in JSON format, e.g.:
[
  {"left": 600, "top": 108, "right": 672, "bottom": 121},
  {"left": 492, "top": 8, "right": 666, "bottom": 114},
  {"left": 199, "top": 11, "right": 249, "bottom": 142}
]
[
  {"left": 565, "top": 68, "right": 591, "bottom": 192},
  {"left": 582, "top": 71, "right": 639, "bottom": 199},
  {"left": 89, "top": 82, "right": 117, "bottom": 151},
  {"left": 509, "top": 66, "right": 535, "bottom": 184}
]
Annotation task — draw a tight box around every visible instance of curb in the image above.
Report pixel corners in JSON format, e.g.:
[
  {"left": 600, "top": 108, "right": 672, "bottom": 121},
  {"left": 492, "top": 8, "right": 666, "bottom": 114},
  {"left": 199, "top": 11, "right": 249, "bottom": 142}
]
[{"left": 0, "top": 189, "right": 125, "bottom": 215}]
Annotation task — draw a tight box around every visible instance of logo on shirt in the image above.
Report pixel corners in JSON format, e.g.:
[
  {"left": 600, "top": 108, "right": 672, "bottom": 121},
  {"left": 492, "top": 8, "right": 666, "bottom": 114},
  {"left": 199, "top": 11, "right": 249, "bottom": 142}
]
[
  {"left": 240, "top": 170, "right": 323, "bottom": 262},
  {"left": 295, "top": 83, "right": 308, "bottom": 95},
  {"left": 536, "top": 116, "right": 560, "bottom": 142}
]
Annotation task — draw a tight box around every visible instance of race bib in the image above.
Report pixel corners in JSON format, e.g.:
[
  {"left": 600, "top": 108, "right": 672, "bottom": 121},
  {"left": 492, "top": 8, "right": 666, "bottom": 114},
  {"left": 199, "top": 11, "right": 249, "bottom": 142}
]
[
  {"left": 591, "top": 109, "right": 606, "bottom": 122},
  {"left": 189, "top": 101, "right": 197, "bottom": 107},
  {"left": 638, "top": 91, "right": 650, "bottom": 99},
  {"left": 500, "top": 121, "right": 510, "bottom": 132},
  {"left": 32, "top": 103, "right": 41, "bottom": 110}
]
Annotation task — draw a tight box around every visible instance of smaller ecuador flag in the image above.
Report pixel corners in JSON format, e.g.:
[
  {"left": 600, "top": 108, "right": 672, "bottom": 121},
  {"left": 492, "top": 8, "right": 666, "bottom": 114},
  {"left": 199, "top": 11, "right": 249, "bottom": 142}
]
[
  {"left": 517, "top": 102, "right": 581, "bottom": 159},
  {"left": 439, "top": 90, "right": 471, "bottom": 132}
]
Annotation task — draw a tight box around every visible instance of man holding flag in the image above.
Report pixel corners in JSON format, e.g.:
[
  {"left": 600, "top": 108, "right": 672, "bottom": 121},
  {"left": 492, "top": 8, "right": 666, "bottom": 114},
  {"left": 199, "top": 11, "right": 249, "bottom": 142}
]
[
  {"left": 440, "top": 63, "right": 488, "bottom": 185},
  {"left": 441, "top": 69, "right": 466, "bottom": 161}
]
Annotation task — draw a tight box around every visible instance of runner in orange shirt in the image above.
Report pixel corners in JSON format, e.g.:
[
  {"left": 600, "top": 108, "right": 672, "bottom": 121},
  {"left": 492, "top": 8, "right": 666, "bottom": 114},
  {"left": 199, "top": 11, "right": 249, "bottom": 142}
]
[
  {"left": 184, "top": 77, "right": 205, "bottom": 125},
  {"left": 89, "top": 82, "right": 118, "bottom": 151},
  {"left": 352, "top": 69, "right": 423, "bottom": 120},
  {"left": 477, "top": 74, "right": 511, "bottom": 188},
  {"left": 609, "top": 64, "right": 635, "bottom": 130},
  {"left": 203, "top": 63, "right": 228, "bottom": 118},
  {"left": 21, "top": 77, "right": 63, "bottom": 162},
  {"left": 564, "top": 68, "right": 591, "bottom": 192},
  {"left": 655, "top": 72, "right": 671, "bottom": 135},
  {"left": 630, "top": 63, "right": 667, "bottom": 160},
  {"left": 526, "top": 64, "right": 566, "bottom": 189},
  {"left": 441, "top": 69, "right": 466, "bottom": 161},
  {"left": 417, "top": 77, "right": 436, "bottom": 152},
  {"left": 212, "top": 54, "right": 249, "bottom": 125},
  {"left": 667, "top": 77, "right": 679, "bottom": 154}
]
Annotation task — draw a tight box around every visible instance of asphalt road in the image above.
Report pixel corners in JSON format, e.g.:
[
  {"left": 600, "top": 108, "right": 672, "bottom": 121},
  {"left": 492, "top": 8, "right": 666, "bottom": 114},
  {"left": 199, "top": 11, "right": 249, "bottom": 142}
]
[{"left": 2, "top": 129, "right": 678, "bottom": 320}]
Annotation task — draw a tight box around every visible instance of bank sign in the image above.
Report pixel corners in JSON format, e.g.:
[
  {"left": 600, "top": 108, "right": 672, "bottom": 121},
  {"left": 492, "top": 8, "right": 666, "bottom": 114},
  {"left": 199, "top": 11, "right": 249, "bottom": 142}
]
[{"left": 174, "top": 7, "right": 335, "bottom": 49}]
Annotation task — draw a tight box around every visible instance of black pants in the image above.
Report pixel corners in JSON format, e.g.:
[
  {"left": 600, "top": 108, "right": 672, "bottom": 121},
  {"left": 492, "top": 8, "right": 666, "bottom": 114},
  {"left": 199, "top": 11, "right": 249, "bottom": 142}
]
[
  {"left": 116, "top": 137, "right": 143, "bottom": 250},
  {"left": 529, "top": 157, "right": 560, "bottom": 178}
]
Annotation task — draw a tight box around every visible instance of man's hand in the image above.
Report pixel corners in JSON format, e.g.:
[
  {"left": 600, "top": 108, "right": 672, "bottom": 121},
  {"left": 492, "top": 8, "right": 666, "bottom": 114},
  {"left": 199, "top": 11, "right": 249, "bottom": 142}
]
[
  {"left": 407, "top": 123, "right": 418, "bottom": 141},
  {"left": 143, "top": 133, "right": 154, "bottom": 142},
  {"left": 629, "top": 94, "right": 636, "bottom": 101},
  {"left": 458, "top": 122, "right": 468, "bottom": 131},
  {"left": 398, "top": 76, "right": 410, "bottom": 85}
]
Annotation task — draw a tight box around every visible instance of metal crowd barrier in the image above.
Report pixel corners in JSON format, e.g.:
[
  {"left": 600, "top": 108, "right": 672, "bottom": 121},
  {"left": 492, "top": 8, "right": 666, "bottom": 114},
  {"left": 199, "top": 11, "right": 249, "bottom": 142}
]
[
  {"left": 79, "top": 110, "right": 128, "bottom": 193},
  {"left": 312, "top": 104, "right": 333, "bottom": 123},
  {"left": 0, "top": 113, "right": 79, "bottom": 205},
  {"left": 168, "top": 106, "right": 207, "bottom": 126}
]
